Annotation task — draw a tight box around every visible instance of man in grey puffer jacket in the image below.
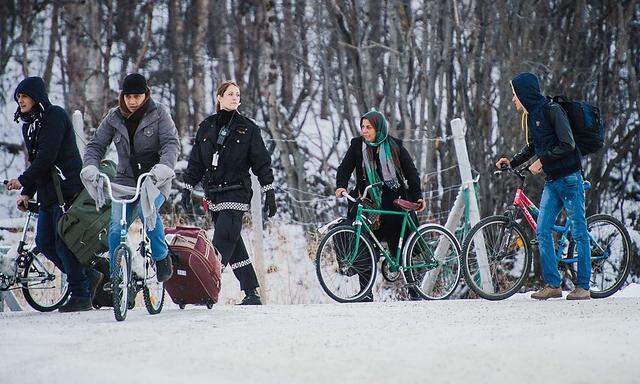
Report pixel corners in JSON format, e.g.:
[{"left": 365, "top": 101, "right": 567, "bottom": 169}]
[{"left": 83, "top": 73, "right": 180, "bottom": 282}]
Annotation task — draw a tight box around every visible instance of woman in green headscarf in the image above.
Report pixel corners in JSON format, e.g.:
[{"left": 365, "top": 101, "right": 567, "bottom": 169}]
[{"left": 335, "top": 110, "right": 425, "bottom": 301}]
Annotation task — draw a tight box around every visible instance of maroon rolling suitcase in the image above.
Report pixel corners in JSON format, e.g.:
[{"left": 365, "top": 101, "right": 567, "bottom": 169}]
[{"left": 164, "top": 226, "right": 222, "bottom": 309}]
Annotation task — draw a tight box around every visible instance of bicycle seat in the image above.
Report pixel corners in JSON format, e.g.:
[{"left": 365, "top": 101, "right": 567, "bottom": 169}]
[
  {"left": 393, "top": 199, "right": 421, "bottom": 212},
  {"left": 584, "top": 181, "right": 591, "bottom": 191}
]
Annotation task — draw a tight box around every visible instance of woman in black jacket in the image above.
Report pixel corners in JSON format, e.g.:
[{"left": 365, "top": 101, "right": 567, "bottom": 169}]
[
  {"left": 335, "top": 110, "right": 425, "bottom": 301},
  {"left": 182, "top": 81, "right": 276, "bottom": 305}
]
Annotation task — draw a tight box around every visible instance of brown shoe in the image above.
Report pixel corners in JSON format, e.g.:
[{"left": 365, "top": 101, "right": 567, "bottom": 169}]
[
  {"left": 531, "top": 285, "right": 562, "bottom": 300},
  {"left": 567, "top": 287, "right": 591, "bottom": 300}
]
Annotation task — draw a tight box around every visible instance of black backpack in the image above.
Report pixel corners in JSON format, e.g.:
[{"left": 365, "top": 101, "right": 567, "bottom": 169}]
[{"left": 546, "top": 95, "right": 605, "bottom": 155}]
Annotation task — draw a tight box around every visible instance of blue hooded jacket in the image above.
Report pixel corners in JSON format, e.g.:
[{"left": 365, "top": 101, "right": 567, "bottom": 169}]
[
  {"left": 509, "top": 72, "right": 581, "bottom": 180},
  {"left": 14, "top": 76, "right": 83, "bottom": 207}
]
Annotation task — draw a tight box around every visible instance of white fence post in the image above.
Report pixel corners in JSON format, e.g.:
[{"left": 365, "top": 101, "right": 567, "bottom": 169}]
[
  {"left": 250, "top": 174, "right": 268, "bottom": 303},
  {"left": 72, "top": 110, "right": 86, "bottom": 155},
  {"left": 450, "top": 118, "right": 493, "bottom": 293},
  {"left": 0, "top": 291, "right": 22, "bottom": 312},
  {"left": 0, "top": 245, "right": 23, "bottom": 312}
]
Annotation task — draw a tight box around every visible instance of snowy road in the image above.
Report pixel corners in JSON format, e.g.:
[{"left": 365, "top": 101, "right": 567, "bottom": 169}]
[{"left": 1, "top": 296, "right": 640, "bottom": 384}]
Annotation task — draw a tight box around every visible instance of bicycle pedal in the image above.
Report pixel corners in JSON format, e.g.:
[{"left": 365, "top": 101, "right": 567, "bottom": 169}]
[
  {"left": 530, "top": 239, "right": 538, "bottom": 245},
  {"left": 103, "top": 282, "right": 112, "bottom": 292}
]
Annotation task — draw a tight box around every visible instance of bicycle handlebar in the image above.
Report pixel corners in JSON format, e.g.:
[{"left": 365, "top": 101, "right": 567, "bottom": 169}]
[
  {"left": 339, "top": 181, "right": 384, "bottom": 203},
  {"left": 97, "top": 172, "right": 153, "bottom": 204},
  {"left": 493, "top": 165, "right": 528, "bottom": 181}
]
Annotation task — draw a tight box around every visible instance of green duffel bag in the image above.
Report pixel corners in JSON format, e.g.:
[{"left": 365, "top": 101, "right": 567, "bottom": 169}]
[{"left": 57, "top": 160, "right": 117, "bottom": 265}]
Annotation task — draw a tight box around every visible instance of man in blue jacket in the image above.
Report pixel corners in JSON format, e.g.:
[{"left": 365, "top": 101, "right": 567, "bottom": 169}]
[
  {"left": 496, "top": 72, "right": 591, "bottom": 300},
  {"left": 6, "top": 76, "right": 100, "bottom": 311}
]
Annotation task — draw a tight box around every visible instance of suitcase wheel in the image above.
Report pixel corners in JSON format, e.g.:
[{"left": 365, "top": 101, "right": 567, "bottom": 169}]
[
  {"left": 206, "top": 301, "right": 213, "bottom": 309},
  {"left": 179, "top": 303, "right": 186, "bottom": 310}
]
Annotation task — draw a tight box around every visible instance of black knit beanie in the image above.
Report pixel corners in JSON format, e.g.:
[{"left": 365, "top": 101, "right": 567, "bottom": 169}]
[{"left": 122, "top": 73, "right": 148, "bottom": 95}]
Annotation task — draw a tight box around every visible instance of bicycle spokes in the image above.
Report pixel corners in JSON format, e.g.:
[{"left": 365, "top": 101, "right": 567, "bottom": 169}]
[
  {"left": 316, "top": 226, "right": 376, "bottom": 303},
  {"left": 21, "top": 253, "right": 69, "bottom": 312},
  {"left": 405, "top": 225, "right": 461, "bottom": 300},
  {"left": 586, "top": 216, "right": 631, "bottom": 297},
  {"left": 462, "top": 216, "right": 531, "bottom": 300}
]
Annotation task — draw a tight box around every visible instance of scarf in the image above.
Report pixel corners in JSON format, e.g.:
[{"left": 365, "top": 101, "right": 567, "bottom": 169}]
[
  {"left": 360, "top": 110, "right": 403, "bottom": 208},
  {"left": 15, "top": 105, "right": 44, "bottom": 162}
]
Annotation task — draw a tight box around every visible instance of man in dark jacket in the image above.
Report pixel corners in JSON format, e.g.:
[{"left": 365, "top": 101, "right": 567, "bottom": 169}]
[
  {"left": 6, "top": 76, "right": 97, "bottom": 312},
  {"left": 496, "top": 72, "right": 591, "bottom": 300}
]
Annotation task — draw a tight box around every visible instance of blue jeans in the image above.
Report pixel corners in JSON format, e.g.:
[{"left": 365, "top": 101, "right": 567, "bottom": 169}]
[
  {"left": 537, "top": 171, "right": 591, "bottom": 290},
  {"left": 107, "top": 194, "right": 168, "bottom": 271},
  {"left": 35, "top": 205, "right": 90, "bottom": 298}
]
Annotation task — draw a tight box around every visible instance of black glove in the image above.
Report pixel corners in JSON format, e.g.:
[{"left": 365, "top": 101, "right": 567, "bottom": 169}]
[
  {"left": 181, "top": 188, "right": 192, "bottom": 211},
  {"left": 264, "top": 189, "right": 276, "bottom": 218}
]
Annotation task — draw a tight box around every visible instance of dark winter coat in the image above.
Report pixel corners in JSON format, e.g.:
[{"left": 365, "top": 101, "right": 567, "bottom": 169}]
[
  {"left": 183, "top": 110, "right": 275, "bottom": 211},
  {"left": 14, "top": 77, "right": 83, "bottom": 207},
  {"left": 336, "top": 136, "right": 422, "bottom": 204},
  {"left": 509, "top": 72, "right": 582, "bottom": 180}
]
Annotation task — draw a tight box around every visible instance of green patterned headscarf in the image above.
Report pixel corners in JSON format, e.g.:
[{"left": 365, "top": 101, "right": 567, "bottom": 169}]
[{"left": 361, "top": 110, "right": 403, "bottom": 208}]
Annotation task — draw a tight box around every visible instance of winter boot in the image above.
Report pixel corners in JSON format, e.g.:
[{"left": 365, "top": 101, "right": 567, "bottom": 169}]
[
  {"left": 566, "top": 287, "right": 591, "bottom": 300},
  {"left": 238, "top": 288, "right": 262, "bottom": 305},
  {"left": 156, "top": 255, "right": 173, "bottom": 283},
  {"left": 531, "top": 285, "right": 562, "bottom": 300},
  {"left": 407, "top": 287, "right": 423, "bottom": 301},
  {"left": 58, "top": 296, "right": 92, "bottom": 312}
]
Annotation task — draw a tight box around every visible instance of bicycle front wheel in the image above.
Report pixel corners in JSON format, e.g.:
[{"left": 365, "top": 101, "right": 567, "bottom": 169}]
[
  {"left": 402, "top": 224, "right": 461, "bottom": 300},
  {"left": 112, "top": 245, "right": 132, "bottom": 321},
  {"left": 21, "top": 250, "right": 69, "bottom": 312},
  {"left": 461, "top": 216, "right": 532, "bottom": 300},
  {"left": 315, "top": 225, "right": 377, "bottom": 303},
  {"left": 586, "top": 214, "right": 632, "bottom": 298},
  {"left": 143, "top": 258, "right": 165, "bottom": 315}
]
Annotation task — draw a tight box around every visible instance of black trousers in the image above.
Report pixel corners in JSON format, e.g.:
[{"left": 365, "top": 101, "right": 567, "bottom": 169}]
[{"left": 211, "top": 210, "right": 259, "bottom": 291}]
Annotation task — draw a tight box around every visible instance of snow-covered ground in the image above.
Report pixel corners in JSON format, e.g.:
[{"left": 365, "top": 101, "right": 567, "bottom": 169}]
[{"left": 1, "top": 291, "right": 639, "bottom": 384}]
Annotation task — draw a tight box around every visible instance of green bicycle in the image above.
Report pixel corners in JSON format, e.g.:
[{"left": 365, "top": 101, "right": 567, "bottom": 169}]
[{"left": 316, "top": 182, "right": 462, "bottom": 302}]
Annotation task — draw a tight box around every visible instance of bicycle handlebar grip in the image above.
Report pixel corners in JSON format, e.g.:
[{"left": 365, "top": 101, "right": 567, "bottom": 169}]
[
  {"left": 340, "top": 191, "right": 356, "bottom": 202},
  {"left": 27, "top": 202, "right": 39, "bottom": 213}
]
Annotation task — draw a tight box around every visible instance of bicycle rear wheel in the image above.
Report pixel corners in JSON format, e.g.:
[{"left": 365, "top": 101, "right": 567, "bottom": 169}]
[
  {"left": 585, "top": 214, "right": 632, "bottom": 298},
  {"left": 315, "top": 225, "right": 376, "bottom": 303},
  {"left": 112, "top": 245, "right": 131, "bottom": 321},
  {"left": 461, "top": 216, "right": 532, "bottom": 300},
  {"left": 21, "top": 250, "right": 69, "bottom": 312},
  {"left": 402, "top": 224, "right": 461, "bottom": 300}
]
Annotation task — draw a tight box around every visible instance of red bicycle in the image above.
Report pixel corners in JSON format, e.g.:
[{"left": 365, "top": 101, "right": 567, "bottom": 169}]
[{"left": 461, "top": 167, "right": 632, "bottom": 300}]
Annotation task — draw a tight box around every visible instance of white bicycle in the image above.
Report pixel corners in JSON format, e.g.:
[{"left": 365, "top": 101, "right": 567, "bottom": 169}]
[{"left": 98, "top": 172, "right": 165, "bottom": 322}]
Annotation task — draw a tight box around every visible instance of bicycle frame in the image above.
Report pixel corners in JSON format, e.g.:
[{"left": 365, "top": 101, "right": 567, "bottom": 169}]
[
  {"left": 504, "top": 168, "right": 608, "bottom": 265},
  {"left": 98, "top": 172, "right": 156, "bottom": 283},
  {"left": 98, "top": 172, "right": 151, "bottom": 244},
  {"left": 343, "top": 184, "right": 438, "bottom": 272}
]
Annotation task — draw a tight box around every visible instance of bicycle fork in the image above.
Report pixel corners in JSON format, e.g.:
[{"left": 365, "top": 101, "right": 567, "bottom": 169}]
[{"left": 345, "top": 205, "right": 365, "bottom": 266}]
